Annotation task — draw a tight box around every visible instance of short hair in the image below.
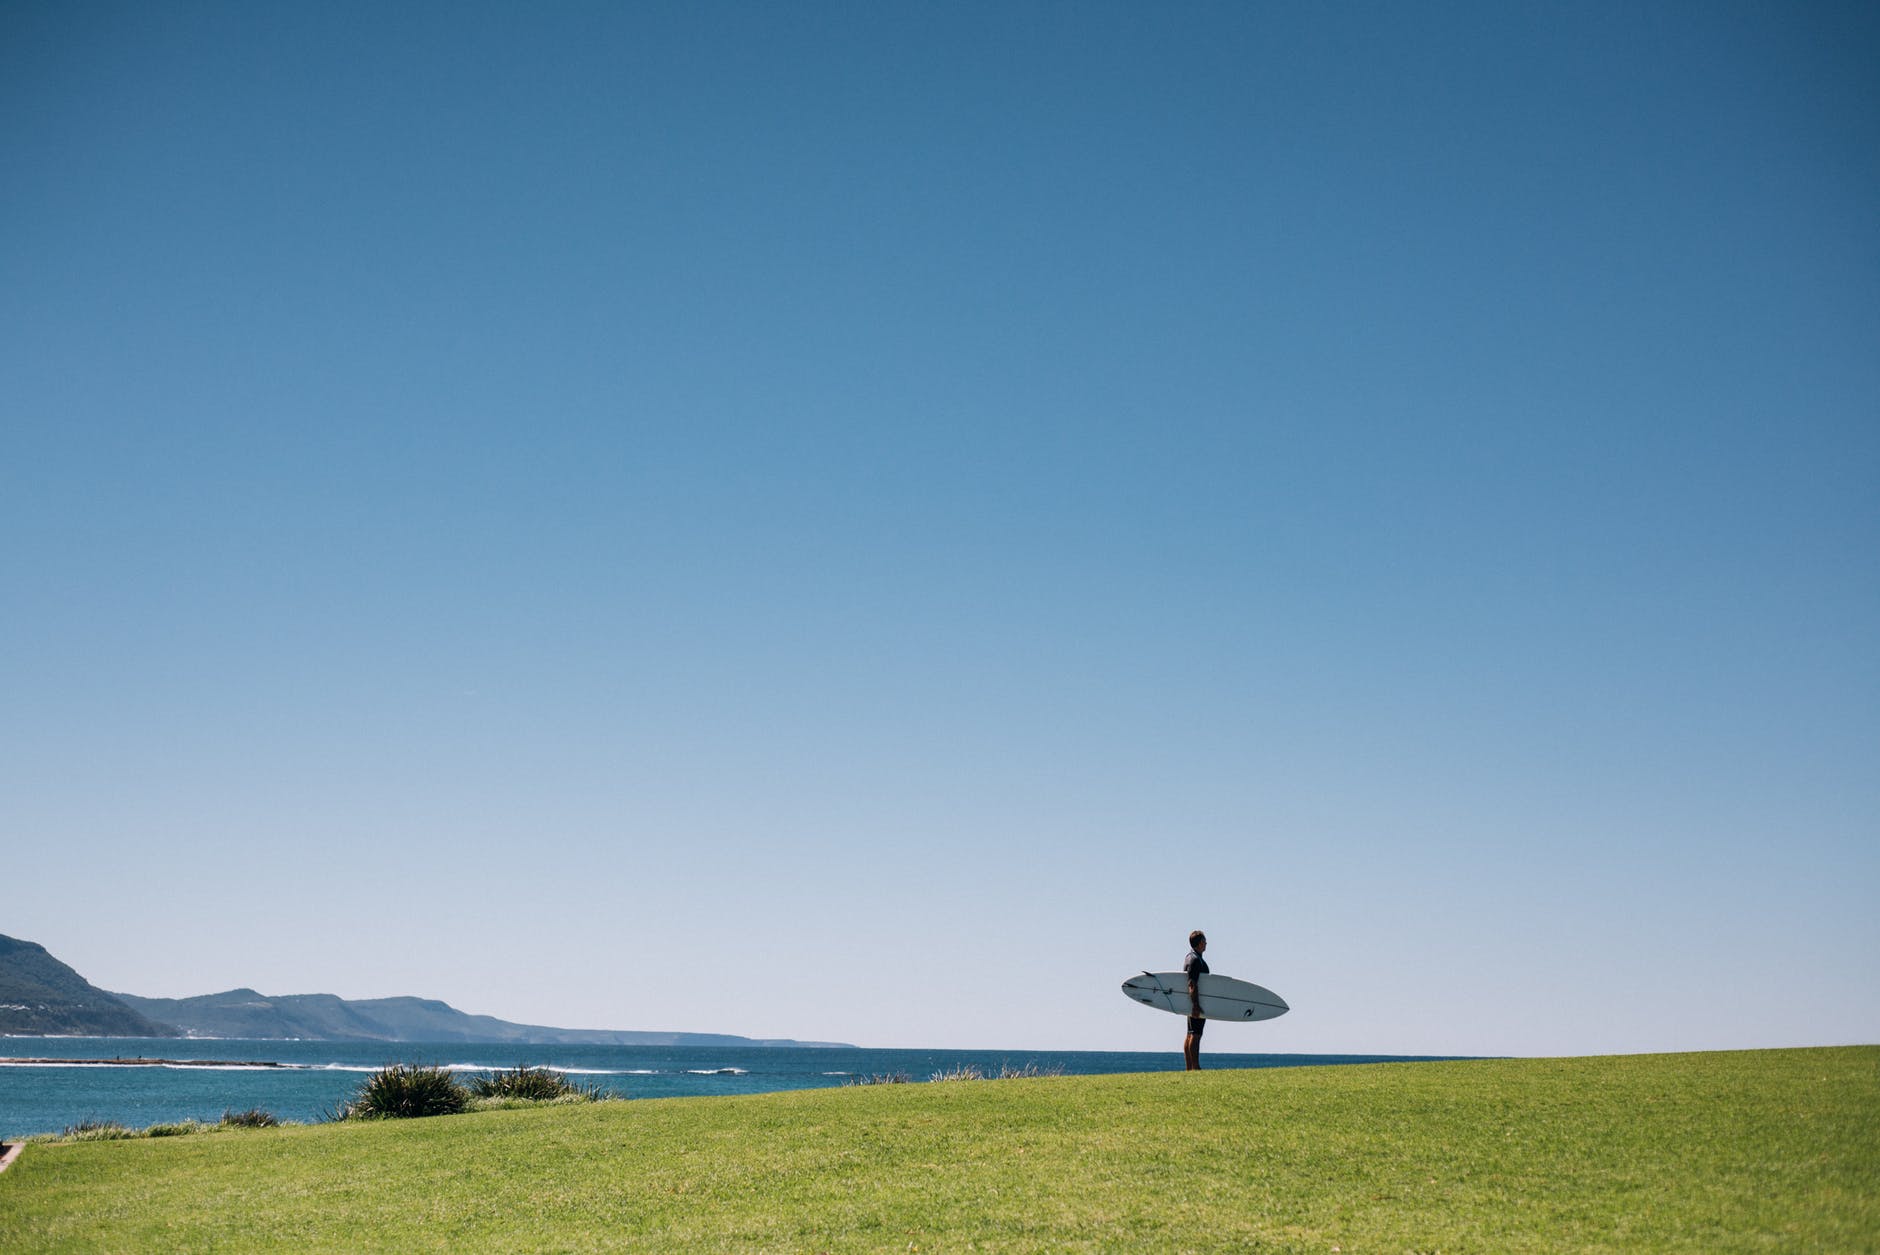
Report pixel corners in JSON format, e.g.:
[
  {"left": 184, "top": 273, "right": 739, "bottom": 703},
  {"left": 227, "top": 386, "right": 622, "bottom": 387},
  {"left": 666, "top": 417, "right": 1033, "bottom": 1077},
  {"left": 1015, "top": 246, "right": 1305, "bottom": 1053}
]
[{"left": 1189, "top": 930, "right": 1206, "bottom": 948}]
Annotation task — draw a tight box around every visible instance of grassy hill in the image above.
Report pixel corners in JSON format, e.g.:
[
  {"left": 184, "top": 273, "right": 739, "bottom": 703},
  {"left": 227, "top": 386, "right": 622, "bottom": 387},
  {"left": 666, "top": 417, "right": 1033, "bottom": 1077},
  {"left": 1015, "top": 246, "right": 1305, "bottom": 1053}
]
[{"left": 2, "top": 1047, "right": 1874, "bottom": 1252}]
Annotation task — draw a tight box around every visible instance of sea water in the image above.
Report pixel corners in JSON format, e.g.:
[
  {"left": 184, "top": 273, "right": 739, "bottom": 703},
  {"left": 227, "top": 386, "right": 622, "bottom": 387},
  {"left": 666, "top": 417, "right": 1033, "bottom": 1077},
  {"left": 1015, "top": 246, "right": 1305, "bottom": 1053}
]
[{"left": 0, "top": 1038, "right": 1461, "bottom": 1138}]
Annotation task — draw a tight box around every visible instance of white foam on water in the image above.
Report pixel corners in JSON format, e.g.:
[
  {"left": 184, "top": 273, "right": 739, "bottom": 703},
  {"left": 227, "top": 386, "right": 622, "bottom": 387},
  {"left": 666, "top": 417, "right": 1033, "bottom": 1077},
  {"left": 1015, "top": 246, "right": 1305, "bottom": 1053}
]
[
  {"left": 685, "top": 1067, "right": 748, "bottom": 1075},
  {"left": 417, "top": 1063, "right": 650, "bottom": 1076},
  {"left": 456, "top": 1065, "right": 642, "bottom": 1075},
  {"left": 553, "top": 1067, "right": 634, "bottom": 1075}
]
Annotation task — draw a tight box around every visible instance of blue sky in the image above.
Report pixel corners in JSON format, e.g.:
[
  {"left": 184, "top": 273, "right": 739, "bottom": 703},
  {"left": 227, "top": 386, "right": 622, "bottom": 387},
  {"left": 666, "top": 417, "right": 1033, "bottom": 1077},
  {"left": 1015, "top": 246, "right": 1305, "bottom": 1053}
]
[{"left": 3, "top": 2, "right": 1875, "bottom": 1054}]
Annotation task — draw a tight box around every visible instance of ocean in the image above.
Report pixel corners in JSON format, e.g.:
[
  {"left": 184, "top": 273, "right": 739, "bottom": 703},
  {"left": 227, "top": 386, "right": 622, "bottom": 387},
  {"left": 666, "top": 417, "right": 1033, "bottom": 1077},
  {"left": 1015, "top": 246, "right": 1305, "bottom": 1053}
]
[{"left": 0, "top": 1038, "right": 1460, "bottom": 1138}]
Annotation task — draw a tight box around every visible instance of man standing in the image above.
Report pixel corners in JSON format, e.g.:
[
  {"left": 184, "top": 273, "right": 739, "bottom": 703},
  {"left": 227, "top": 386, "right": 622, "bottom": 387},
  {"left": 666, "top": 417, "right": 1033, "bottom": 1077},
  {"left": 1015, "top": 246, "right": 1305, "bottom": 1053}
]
[{"left": 1183, "top": 930, "right": 1208, "bottom": 1071}]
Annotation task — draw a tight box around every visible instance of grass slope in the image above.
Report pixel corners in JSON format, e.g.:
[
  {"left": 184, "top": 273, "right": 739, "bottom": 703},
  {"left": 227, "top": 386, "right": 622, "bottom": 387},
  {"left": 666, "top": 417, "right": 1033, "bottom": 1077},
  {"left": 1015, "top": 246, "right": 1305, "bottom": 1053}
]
[{"left": 3, "top": 1047, "right": 1874, "bottom": 1252}]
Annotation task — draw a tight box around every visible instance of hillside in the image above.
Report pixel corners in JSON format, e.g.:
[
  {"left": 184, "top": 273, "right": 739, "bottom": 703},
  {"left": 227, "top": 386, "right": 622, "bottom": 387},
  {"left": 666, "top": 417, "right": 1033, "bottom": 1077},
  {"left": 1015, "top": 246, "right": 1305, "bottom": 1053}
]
[
  {"left": 0, "top": 936, "right": 177, "bottom": 1038},
  {"left": 111, "top": 988, "right": 848, "bottom": 1047},
  {"left": 3, "top": 1048, "right": 1874, "bottom": 1251},
  {"left": 0, "top": 935, "right": 845, "bottom": 1045}
]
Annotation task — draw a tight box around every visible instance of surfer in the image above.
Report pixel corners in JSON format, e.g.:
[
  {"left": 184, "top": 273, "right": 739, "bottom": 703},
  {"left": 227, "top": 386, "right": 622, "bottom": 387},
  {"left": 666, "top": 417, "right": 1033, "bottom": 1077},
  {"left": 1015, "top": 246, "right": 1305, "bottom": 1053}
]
[{"left": 1183, "top": 930, "right": 1208, "bottom": 1070}]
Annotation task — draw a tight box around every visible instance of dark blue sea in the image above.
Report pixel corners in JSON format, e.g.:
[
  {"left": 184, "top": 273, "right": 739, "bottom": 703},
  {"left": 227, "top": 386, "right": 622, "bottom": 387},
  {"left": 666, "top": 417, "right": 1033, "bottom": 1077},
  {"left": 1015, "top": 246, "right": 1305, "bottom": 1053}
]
[{"left": 0, "top": 1038, "right": 1459, "bottom": 1138}]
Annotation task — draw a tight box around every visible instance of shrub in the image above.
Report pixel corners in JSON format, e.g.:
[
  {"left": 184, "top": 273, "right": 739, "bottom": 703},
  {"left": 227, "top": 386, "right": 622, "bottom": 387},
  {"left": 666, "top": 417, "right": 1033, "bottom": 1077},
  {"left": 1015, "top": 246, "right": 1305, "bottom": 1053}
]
[
  {"left": 843, "top": 1072, "right": 912, "bottom": 1086},
  {"left": 220, "top": 1108, "right": 280, "bottom": 1129},
  {"left": 468, "top": 1066, "right": 586, "bottom": 1101},
  {"left": 929, "top": 1065, "right": 984, "bottom": 1083},
  {"left": 342, "top": 1065, "right": 471, "bottom": 1120},
  {"left": 467, "top": 1066, "right": 617, "bottom": 1104},
  {"left": 62, "top": 1119, "right": 136, "bottom": 1141}
]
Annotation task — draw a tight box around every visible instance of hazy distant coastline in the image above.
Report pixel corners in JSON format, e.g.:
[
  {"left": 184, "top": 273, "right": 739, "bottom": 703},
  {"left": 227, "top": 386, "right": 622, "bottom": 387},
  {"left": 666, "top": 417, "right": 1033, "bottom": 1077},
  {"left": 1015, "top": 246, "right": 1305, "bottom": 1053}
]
[
  {"left": 111, "top": 988, "right": 853, "bottom": 1047},
  {"left": 1, "top": 935, "right": 850, "bottom": 1048}
]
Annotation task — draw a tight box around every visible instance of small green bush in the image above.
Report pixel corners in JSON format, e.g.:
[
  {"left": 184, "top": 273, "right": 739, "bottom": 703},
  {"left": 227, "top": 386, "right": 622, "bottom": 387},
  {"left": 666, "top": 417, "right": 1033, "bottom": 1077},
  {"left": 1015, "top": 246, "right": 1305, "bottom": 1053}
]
[
  {"left": 219, "top": 1107, "right": 280, "bottom": 1129},
  {"left": 468, "top": 1066, "right": 583, "bottom": 1101},
  {"left": 340, "top": 1065, "right": 471, "bottom": 1120},
  {"left": 467, "top": 1066, "right": 616, "bottom": 1103}
]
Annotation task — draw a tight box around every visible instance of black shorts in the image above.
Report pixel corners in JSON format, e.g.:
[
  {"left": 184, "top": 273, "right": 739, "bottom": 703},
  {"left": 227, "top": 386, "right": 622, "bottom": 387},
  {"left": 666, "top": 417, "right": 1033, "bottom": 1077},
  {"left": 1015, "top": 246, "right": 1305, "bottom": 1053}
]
[{"left": 1186, "top": 1015, "right": 1205, "bottom": 1036}]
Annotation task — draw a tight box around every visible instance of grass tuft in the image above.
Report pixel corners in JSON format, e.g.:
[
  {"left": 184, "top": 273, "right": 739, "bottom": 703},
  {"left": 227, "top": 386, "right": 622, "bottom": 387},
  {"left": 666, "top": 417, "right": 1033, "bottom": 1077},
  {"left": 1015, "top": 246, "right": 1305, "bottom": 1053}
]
[
  {"left": 22, "top": 1111, "right": 291, "bottom": 1144},
  {"left": 58, "top": 1119, "right": 136, "bottom": 1142},
  {"left": 144, "top": 1120, "right": 207, "bottom": 1138},
  {"left": 927, "top": 1061, "right": 1065, "bottom": 1082},
  {"left": 842, "top": 1071, "right": 912, "bottom": 1086},
  {"left": 466, "top": 1093, "right": 607, "bottom": 1112},
  {"left": 992, "top": 1060, "right": 1065, "bottom": 1079},
  {"left": 219, "top": 1108, "right": 280, "bottom": 1129}
]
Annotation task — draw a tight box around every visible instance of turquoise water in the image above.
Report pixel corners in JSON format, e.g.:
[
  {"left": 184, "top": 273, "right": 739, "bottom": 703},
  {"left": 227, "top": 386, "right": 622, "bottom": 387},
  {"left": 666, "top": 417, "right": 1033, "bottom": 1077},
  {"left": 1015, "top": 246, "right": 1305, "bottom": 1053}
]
[{"left": 0, "top": 1038, "right": 1463, "bottom": 1138}]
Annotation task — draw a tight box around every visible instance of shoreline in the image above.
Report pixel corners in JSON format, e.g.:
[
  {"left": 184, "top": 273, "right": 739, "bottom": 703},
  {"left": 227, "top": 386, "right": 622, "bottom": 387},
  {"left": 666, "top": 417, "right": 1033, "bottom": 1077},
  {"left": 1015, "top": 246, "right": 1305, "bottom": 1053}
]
[{"left": 0, "top": 1057, "right": 294, "bottom": 1069}]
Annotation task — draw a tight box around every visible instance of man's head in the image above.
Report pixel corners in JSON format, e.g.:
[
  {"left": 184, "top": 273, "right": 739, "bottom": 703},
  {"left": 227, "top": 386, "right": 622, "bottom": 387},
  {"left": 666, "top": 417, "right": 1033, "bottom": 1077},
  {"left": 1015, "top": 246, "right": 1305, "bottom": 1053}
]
[{"left": 1189, "top": 930, "right": 1207, "bottom": 951}]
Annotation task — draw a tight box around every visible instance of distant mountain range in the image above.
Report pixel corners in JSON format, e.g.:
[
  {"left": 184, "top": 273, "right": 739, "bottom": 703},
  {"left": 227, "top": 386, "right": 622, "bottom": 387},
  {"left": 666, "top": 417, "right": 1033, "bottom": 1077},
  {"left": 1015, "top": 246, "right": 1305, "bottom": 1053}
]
[
  {"left": 0, "top": 935, "right": 178, "bottom": 1037},
  {"left": 0, "top": 935, "right": 849, "bottom": 1047}
]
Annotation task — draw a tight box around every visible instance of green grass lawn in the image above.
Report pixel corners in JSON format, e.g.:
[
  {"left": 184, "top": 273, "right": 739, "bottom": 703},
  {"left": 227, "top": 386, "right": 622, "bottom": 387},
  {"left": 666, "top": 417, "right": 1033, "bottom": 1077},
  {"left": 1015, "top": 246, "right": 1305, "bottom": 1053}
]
[{"left": 2, "top": 1047, "right": 1874, "bottom": 1252}]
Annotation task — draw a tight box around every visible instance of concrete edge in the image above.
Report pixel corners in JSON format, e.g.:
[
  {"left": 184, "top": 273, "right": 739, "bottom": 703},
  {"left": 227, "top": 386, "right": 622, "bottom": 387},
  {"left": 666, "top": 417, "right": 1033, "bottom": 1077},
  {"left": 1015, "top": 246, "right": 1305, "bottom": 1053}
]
[{"left": 0, "top": 1141, "right": 23, "bottom": 1174}]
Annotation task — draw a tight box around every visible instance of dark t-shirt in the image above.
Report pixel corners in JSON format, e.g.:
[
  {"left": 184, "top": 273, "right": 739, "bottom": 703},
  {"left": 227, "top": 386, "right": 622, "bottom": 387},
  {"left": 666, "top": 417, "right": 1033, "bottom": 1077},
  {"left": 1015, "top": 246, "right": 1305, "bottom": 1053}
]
[{"left": 1182, "top": 950, "right": 1209, "bottom": 1029}]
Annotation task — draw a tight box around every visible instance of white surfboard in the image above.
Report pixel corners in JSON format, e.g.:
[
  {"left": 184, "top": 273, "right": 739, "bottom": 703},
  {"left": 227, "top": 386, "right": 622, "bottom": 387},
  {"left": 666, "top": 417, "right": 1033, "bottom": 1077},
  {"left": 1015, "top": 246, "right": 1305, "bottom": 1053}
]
[{"left": 1121, "top": 971, "right": 1289, "bottom": 1022}]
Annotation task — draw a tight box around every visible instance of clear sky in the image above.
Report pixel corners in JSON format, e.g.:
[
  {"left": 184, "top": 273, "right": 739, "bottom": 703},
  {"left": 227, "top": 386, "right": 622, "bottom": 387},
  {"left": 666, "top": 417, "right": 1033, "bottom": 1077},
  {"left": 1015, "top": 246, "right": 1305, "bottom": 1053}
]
[{"left": 3, "top": 2, "right": 1875, "bottom": 1056}]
